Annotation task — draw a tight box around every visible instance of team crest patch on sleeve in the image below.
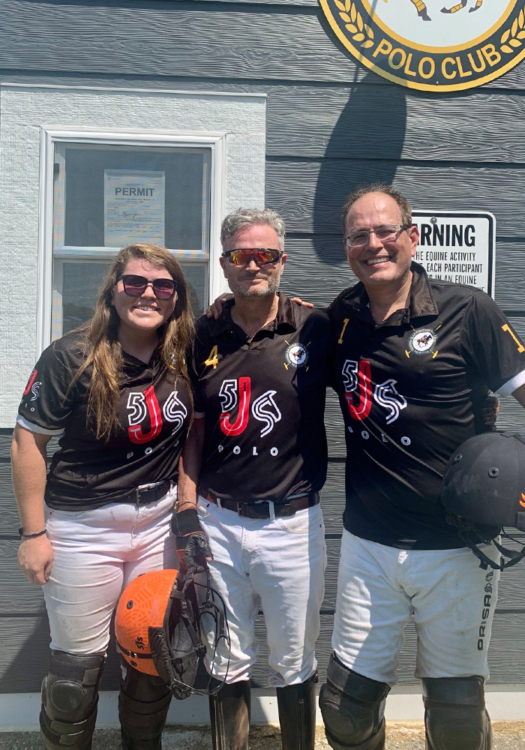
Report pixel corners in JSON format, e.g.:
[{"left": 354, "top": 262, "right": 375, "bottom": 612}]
[
  {"left": 285, "top": 343, "right": 309, "bottom": 368},
  {"left": 318, "top": 0, "right": 525, "bottom": 93},
  {"left": 408, "top": 328, "right": 438, "bottom": 355}
]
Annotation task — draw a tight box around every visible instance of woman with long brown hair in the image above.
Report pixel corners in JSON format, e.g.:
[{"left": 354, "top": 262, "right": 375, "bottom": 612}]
[{"left": 12, "top": 243, "right": 202, "bottom": 750}]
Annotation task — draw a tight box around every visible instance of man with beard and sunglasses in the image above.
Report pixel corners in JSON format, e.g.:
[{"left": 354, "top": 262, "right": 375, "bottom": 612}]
[{"left": 174, "top": 208, "right": 329, "bottom": 750}]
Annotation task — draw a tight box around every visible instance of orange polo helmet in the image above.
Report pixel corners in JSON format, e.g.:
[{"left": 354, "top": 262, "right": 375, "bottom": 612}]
[
  {"left": 116, "top": 569, "right": 178, "bottom": 677},
  {"left": 115, "top": 567, "right": 229, "bottom": 699}
]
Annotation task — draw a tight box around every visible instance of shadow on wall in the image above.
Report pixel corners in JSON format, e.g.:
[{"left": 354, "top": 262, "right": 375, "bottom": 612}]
[
  {"left": 313, "top": 72, "right": 408, "bottom": 265},
  {"left": 0, "top": 611, "right": 122, "bottom": 694},
  {"left": 0, "top": 613, "right": 51, "bottom": 694}
]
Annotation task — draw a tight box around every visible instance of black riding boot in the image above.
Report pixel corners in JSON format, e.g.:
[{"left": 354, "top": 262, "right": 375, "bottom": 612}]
[
  {"left": 209, "top": 678, "right": 251, "bottom": 750},
  {"left": 119, "top": 663, "right": 172, "bottom": 750},
  {"left": 276, "top": 673, "right": 317, "bottom": 750}
]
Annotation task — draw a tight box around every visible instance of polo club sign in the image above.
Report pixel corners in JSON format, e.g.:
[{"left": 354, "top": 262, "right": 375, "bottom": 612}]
[{"left": 318, "top": 0, "right": 525, "bottom": 91}]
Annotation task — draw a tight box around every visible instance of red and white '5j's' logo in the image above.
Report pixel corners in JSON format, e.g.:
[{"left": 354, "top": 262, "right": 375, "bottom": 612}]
[
  {"left": 342, "top": 360, "right": 407, "bottom": 425},
  {"left": 219, "top": 377, "right": 281, "bottom": 437},
  {"left": 126, "top": 388, "right": 187, "bottom": 444}
]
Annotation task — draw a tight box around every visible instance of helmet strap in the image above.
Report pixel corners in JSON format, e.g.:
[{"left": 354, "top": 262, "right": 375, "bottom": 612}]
[{"left": 458, "top": 528, "right": 525, "bottom": 571}]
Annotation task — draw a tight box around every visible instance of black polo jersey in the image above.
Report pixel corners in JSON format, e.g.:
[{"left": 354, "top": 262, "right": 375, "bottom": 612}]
[
  {"left": 192, "top": 294, "right": 330, "bottom": 503},
  {"left": 328, "top": 263, "right": 525, "bottom": 550},
  {"left": 18, "top": 331, "right": 192, "bottom": 510}
]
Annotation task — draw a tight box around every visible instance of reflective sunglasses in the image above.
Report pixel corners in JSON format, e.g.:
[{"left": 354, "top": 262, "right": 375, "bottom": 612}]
[
  {"left": 222, "top": 248, "right": 283, "bottom": 266},
  {"left": 345, "top": 224, "right": 411, "bottom": 248},
  {"left": 117, "top": 274, "right": 178, "bottom": 300}
]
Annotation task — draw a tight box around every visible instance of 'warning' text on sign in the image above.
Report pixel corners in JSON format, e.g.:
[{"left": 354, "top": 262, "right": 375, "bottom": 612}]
[{"left": 413, "top": 211, "right": 495, "bottom": 297}]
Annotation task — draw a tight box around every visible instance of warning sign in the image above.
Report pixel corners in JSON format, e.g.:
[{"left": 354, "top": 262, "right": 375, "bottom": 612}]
[{"left": 413, "top": 211, "right": 496, "bottom": 298}]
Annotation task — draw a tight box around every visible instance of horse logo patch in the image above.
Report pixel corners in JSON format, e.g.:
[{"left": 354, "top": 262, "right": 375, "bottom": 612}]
[{"left": 408, "top": 328, "right": 438, "bottom": 356}]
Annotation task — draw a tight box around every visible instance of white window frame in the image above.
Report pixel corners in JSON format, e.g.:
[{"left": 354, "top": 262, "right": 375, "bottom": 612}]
[{"left": 38, "top": 127, "right": 227, "bottom": 353}]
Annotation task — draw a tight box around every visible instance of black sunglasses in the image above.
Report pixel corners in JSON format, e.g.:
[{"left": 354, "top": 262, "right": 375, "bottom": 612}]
[{"left": 117, "top": 274, "right": 178, "bottom": 300}]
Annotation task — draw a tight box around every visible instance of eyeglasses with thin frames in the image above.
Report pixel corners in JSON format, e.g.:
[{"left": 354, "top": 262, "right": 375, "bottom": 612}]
[{"left": 345, "top": 224, "right": 411, "bottom": 248}]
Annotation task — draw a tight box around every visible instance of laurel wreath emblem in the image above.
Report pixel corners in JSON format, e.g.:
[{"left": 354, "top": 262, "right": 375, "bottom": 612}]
[
  {"left": 335, "top": 2, "right": 525, "bottom": 57},
  {"left": 500, "top": 7, "right": 525, "bottom": 55},
  {"left": 334, "top": 0, "right": 374, "bottom": 50}
]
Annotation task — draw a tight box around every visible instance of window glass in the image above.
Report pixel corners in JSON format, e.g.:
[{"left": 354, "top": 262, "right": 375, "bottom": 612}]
[
  {"left": 52, "top": 142, "right": 211, "bottom": 339},
  {"left": 62, "top": 262, "right": 111, "bottom": 334}
]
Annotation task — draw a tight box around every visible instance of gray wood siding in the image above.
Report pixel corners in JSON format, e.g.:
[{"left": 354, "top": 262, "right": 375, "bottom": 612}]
[
  {"left": 269, "top": 160, "right": 525, "bottom": 238},
  {"left": 1, "top": 0, "right": 525, "bottom": 89},
  {"left": 1, "top": 0, "right": 525, "bottom": 697}
]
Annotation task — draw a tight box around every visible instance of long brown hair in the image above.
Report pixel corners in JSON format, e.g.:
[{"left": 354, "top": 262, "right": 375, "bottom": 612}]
[{"left": 73, "top": 243, "right": 195, "bottom": 440}]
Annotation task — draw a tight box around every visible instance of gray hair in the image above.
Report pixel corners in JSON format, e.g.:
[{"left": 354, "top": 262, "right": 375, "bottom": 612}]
[{"left": 221, "top": 208, "right": 286, "bottom": 251}]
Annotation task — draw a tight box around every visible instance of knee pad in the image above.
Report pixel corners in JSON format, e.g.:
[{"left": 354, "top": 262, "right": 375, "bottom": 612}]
[
  {"left": 423, "top": 677, "right": 492, "bottom": 750},
  {"left": 319, "top": 654, "right": 390, "bottom": 750},
  {"left": 119, "top": 662, "right": 172, "bottom": 750},
  {"left": 40, "top": 650, "right": 105, "bottom": 750}
]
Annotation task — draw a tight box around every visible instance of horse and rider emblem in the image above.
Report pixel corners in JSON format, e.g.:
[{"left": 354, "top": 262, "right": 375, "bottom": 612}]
[
  {"left": 319, "top": 0, "right": 525, "bottom": 91},
  {"left": 408, "top": 329, "right": 438, "bottom": 357},
  {"left": 410, "top": 0, "right": 483, "bottom": 22}
]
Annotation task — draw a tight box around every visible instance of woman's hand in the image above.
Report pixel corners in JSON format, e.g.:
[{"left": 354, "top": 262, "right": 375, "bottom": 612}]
[
  {"left": 12, "top": 424, "right": 52, "bottom": 585},
  {"left": 18, "top": 535, "right": 54, "bottom": 585}
]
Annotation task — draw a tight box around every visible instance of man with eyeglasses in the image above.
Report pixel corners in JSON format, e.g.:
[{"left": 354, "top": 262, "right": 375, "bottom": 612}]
[
  {"left": 319, "top": 184, "right": 525, "bottom": 750},
  {"left": 175, "top": 208, "right": 329, "bottom": 749}
]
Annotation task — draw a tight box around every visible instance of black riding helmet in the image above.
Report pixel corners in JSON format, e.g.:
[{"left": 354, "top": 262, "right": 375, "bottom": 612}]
[{"left": 441, "top": 432, "right": 525, "bottom": 570}]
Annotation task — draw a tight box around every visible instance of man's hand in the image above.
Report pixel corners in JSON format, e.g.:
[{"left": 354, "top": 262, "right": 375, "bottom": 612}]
[
  {"left": 171, "top": 507, "right": 213, "bottom": 572},
  {"left": 482, "top": 393, "right": 500, "bottom": 431},
  {"left": 18, "top": 535, "right": 54, "bottom": 585},
  {"left": 290, "top": 297, "right": 314, "bottom": 308},
  {"left": 206, "top": 294, "right": 233, "bottom": 319}
]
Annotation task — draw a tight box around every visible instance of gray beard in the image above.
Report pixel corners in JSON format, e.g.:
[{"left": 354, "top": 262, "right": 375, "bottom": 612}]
[{"left": 229, "top": 274, "right": 281, "bottom": 299}]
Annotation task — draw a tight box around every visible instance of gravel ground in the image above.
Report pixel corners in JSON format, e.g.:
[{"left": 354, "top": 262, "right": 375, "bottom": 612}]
[{"left": 1, "top": 723, "right": 524, "bottom": 749}]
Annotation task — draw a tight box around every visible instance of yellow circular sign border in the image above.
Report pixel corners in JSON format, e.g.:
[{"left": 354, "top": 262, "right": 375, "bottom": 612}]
[
  {"left": 319, "top": 0, "right": 525, "bottom": 92},
  {"left": 361, "top": 0, "right": 516, "bottom": 55}
]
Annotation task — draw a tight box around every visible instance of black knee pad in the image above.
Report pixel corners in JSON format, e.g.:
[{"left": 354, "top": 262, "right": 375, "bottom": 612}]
[
  {"left": 40, "top": 650, "right": 105, "bottom": 750},
  {"left": 119, "top": 662, "right": 172, "bottom": 750},
  {"left": 423, "top": 677, "right": 492, "bottom": 750},
  {"left": 319, "top": 654, "right": 390, "bottom": 750}
]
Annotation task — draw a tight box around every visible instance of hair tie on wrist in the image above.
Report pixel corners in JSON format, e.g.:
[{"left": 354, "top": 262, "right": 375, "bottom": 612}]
[{"left": 19, "top": 528, "right": 47, "bottom": 540}]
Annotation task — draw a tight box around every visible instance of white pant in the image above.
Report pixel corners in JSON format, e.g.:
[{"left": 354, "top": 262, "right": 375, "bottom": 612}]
[
  {"left": 332, "top": 530, "right": 500, "bottom": 686},
  {"left": 197, "top": 495, "right": 327, "bottom": 687},
  {"left": 44, "top": 486, "right": 178, "bottom": 654}
]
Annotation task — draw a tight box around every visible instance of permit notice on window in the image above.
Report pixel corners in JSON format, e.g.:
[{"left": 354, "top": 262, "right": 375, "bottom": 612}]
[{"left": 104, "top": 170, "right": 165, "bottom": 247}]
